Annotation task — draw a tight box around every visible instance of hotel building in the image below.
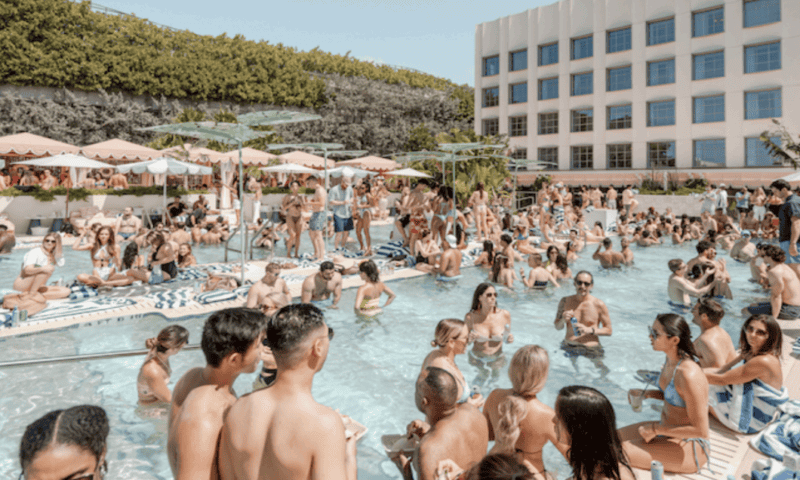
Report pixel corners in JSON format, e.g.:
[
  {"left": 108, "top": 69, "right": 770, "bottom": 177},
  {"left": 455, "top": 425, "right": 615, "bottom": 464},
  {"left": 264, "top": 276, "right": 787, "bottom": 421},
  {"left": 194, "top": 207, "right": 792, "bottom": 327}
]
[{"left": 474, "top": 0, "right": 799, "bottom": 185}]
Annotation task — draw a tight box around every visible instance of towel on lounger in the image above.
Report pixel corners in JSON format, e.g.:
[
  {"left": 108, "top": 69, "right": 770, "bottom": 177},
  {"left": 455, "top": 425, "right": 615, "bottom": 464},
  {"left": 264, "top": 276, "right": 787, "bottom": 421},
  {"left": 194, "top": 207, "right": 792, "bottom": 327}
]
[
  {"left": 233, "top": 285, "right": 252, "bottom": 297},
  {"left": 69, "top": 285, "right": 98, "bottom": 301},
  {"left": 176, "top": 268, "right": 207, "bottom": 281},
  {"left": 710, "top": 378, "right": 788, "bottom": 434},
  {"left": 375, "top": 241, "right": 410, "bottom": 259},
  {"left": 751, "top": 457, "right": 798, "bottom": 480},
  {"left": 196, "top": 290, "right": 237, "bottom": 304},
  {"left": 146, "top": 288, "right": 195, "bottom": 309},
  {"left": 750, "top": 400, "right": 800, "bottom": 461}
]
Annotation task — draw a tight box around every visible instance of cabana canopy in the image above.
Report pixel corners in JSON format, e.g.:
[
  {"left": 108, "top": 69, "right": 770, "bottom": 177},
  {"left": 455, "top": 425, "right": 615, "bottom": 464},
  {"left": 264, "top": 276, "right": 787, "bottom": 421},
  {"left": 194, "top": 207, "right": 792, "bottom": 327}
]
[
  {"left": 0, "top": 132, "right": 80, "bottom": 157},
  {"left": 160, "top": 143, "right": 230, "bottom": 163},
  {"left": 336, "top": 155, "right": 398, "bottom": 172},
  {"left": 222, "top": 147, "right": 277, "bottom": 165},
  {"left": 279, "top": 150, "right": 335, "bottom": 169},
  {"left": 81, "top": 139, "right": 161, "bottom": 162}
]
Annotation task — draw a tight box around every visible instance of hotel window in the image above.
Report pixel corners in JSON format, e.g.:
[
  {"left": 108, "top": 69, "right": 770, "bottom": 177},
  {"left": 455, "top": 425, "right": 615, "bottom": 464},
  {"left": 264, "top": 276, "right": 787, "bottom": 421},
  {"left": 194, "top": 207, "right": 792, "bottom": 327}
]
[
  {"left": 571, "top": 146, "right": 593, "bottom": 170},
  {"left": 744, "top": 0, "right": 780, "bottom": 28},
  {"left": 482, "top": 87, "right": 499, "bottom": 107},
  {"left": 693, "top": 7, "right": 724, "bottom": 37},
  {"left": 571, "top": 109, "right": 593, "bottom": 132},
  {"left": 745, "top": 42, "right": 781, "bottom": 73},
  {"left": 482, "top": 118, "right": 499, "bottom": 136},
  {"left": 745, "top": 89, "right": 782, "bottom": 119},
  {"left": 509, "top": 83, "right": 527, "bottom": 104},
  {"left": 607, "top": 104, "right": 632, "bottom": 130},
  {"left": 571, "top": 35, "right": 593, "bottom": 60},
  {"left": 607, "top": 66, "right": 632, "bottom": 91},
  {"left": 647, "top": 18, "right": 675, "bottom": 46},
  {"left": 483, "top": 55, "right": 500, "bottom": 76},
  {"left": 571, "top": 72, "right": 593, "bottom": 96},
  {"left": 648, "top": 141, "right": 676, "bottom": 168},
  {"left": 509, "top": 50, "right": 528, "bottom": 71},
  {"left": 538, "top": 77, "right": 559, "bottom": 100},
  {"left": 538, "top": 112, "right": 559, "bottom": 135},
  {"left": 539, "top": 147, "right": 559, "bottom": 170},
  {"left": 745, "top": 137, "right": 781, "bottom": 166},
  {"left": 538, "top": 43, "right": 558, "bottom": 66},
  {"left": 647, "top": 100, "right": 675, "bottom": 127},
  {"left": 693, "top": 139, "right": 726, "bottom": 168},
  {"left": 510, "top": 149, "right": 527, "bottom": 160},
  {"left": 648, "top": 58, "right": 675, "bottom": 86},
  {"left": 509, "top": 116, "right": 528, "bottom": 137},
  {"left": 693, "top": 51, "right": 724, "bottom": 80},
  {"left": 608, "top": 144, "right": 632, "bottom": 169},
  {"left": 607, "top": 27, "right": 632, "bottom": 53},
  {"left": 693, "top": 95, "right": 725, "bottom": 123}
]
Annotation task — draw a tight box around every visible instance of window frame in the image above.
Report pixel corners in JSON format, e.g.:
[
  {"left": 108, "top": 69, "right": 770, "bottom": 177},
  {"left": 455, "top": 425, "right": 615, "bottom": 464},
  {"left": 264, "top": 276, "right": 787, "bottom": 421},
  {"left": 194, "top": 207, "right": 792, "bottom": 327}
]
[
  {"left": 538, "top": 111, "right": 559, "bottom": 135},
  {"left": 510, "top": 149, "right": 528, "bottom": 161},
  {"left": 571, "top": 108, "right": 594, "bottom": 133},
  {"left": 538, "top": 77, "right": 559, "bottom": 100},
  {"left": 647, "top": 17, "right": 676, "bottom": 46},
  {"left": 745, "top": 136, "right": 782, "bottom": 167},
  {"left": 571, "top": 71, "right": 594, "bottom": 96},
  {"left": 744, "top": 41, "right": 781, "bottom": 74},
  {"left": 482, "top": 55, "right": 500, "bottom": 77},
  {"left": 539, "top": 147, "right": 559, "bottom": 170},
  {"left": 571, "top": 35, "right": 593, "bottom": 61},
  {"left": 607, "top": 26, "right": 632, "bottom": 54},
  {"left": 509, "top": 82, "right": 528, "bottom": 104},
  {"left": 693, "top": 94, "right": 726, "bottom": 124},
  {"left": 743, "top": 0, "right": 781, "bottom": 28},
  {"left": 482, "top": 118, "right": 499, "bottom": 136},
  {"left": 647, "top": 58, "right": 676, "bottom": 86},
  {"left": 509, "top": 116, "right": 528, "bottom": 137},
  {"left": 692, "top": 50, "right": 725, "bottom": 81},
  {"left": 693, "top": 139, "right": 726, "bottom": 168},
  {"left": 647, "top": 141, "right": 677, "bottom": 169},
  {"left": 607, "top": 143, "right": 633, "bottom": 169},
  {"left": 509, "top": 49, "right": 528, "bottom": 72},
  {"left": 538, "top": 42, "right": 559, "bottom": 66},
  {"left": 482, "top": 87, "right": 499, "bottom": 108},
  {"left": 570, "top": 145, "right": 594, "bottom": 170},
  {"left": 744, "top": 87, "right": 782, "bottom": 120},
  {"left": 607, "top": 65, "right": 632, "bottom": 92},
  {"left": 647, "top": 99, "right": 676, "bottom": 127},
  {"left": 607, "top": 104, "right": 632, "bottom": 130},
  {"left": 692, "top": 6, "right": 725, "bottom": 37}
]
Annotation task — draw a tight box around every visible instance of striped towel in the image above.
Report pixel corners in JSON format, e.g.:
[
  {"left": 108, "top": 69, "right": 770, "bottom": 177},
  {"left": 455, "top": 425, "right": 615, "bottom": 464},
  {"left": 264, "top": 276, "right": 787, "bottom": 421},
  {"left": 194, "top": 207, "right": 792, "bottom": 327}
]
[
  {"left": 234, "top": 285, "right": 252, "bottom": 297},
  {"left": 176, "top": 268, "right": 208, "bottom": 281},
  {"left": 710, "top": 378, "right": 789, "bottom": 434},
  {"left": 751, "top": 457, "right": 797, "bottom": 480},
  {"left": 793, "top": 338, "right": 800, "bottom": 355},
  {"left": 460, "top": 252, "right": 475, "bottom": 267},
  {"left": 196, "top": 290, "right": 237, "bottom": 304},
  {"left": 341, "top": 250, "right": 363, "bottom": 259},
  {"left": 553, "top": 206, "right": 565, "bottom": 223},
  {"left": 375, "top": 241, "right": 410, "bottom": 259},
  {"left": 750, "top": 400, "right": 800, "bottom": 461},
  {"left": 145, "top": 288, "right": 195, "bottom": 309},
  {"left": 69, "top": 285, "right": 98, "bottom": 301}
]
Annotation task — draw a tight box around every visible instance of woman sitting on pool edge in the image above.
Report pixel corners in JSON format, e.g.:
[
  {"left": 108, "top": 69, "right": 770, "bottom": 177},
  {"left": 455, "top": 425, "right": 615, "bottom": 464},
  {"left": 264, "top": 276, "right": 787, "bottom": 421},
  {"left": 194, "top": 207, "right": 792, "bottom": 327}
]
[
  {"left": 137, "top": 325, "right": 189, "bottom": 405},
  {"left": 128, "top": 231, "right": 177, "bottom": 284},
  {"left": 354, "top": 260, "right": 396, "bottom": 317},
  {"left": 704, "top": 314, "right": 787, "bottom": 434},
  {"left": 76, "top": 226, "right": 121, "bottom": 288},
  {"left": 9, "top": 233, "right": 70, "bottom": 315},
  {"left": 177, "top": 243, "right": 196, "bottom": 268},
  {"left": 618, "top": 313, "right": 710, "bottom": 474}
]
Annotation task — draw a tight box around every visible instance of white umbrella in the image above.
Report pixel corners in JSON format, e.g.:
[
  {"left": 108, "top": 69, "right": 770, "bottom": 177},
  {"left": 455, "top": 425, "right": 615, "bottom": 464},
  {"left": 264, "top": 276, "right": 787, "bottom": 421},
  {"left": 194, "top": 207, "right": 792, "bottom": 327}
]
[
  {"left": 389, "top": 168, "right": 432, "bottom": 178},
  {"left": 781, "top": 171, "right": 800, "bottom": 182},
  {"left": 117, "top": 157, "right": 212, "bottom": 220},
  {"left": 261, "top": 164, "right": 319, "bottom": 175},
  {"left": 326, "top": 166, "right": 376, "bottom": 178},
  {"left": 16, "top": 154, "right": 114, "bottom": 216}
]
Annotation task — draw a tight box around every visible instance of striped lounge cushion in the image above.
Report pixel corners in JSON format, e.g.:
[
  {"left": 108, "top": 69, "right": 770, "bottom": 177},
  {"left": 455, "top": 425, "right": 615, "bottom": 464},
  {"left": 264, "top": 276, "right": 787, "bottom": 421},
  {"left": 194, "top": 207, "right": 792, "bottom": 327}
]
[
  {"left": 196, "top": 290, "right": 237, "bottom": 305},
  {"left": 69, "top": 285, "right": 98, "bottom": 301}
]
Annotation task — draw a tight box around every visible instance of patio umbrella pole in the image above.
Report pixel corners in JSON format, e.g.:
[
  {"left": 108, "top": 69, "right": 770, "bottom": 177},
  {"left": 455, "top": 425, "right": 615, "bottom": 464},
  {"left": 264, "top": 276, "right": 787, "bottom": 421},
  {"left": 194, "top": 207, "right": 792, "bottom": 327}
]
[
  {"left": 239, "top": 141, "right": 245, "bottom": 285},
  {"left": 324, "top": 149, "right": 329, "bottom": 253},
  {"left": 163, "top": 178, "right": 167, "bottom": 224}
]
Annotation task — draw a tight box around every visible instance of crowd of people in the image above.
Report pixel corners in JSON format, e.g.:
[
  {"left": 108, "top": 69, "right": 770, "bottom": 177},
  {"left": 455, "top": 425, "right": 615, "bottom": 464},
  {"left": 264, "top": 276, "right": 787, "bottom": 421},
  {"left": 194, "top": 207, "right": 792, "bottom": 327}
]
[{"left": 12, "top": 176, "right": 800, "bottom": 480}]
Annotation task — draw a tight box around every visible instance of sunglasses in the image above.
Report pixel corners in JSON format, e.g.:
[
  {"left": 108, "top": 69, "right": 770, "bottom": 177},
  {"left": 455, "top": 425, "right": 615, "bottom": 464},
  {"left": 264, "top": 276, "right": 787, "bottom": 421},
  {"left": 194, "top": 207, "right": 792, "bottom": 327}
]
[
  {"left": 43, "top": 239, "right": 56, "bottom": 244},
  {"left": 575, "top": 280, "right": 592, "bottom": 287},
  {"left": 328, "top": 326, "right": 335, "bottom": 341},
  {"left": 484, "top": 292, "right": 497, "bottom": 297},
  {"left": 648, "top": 326, "right": 665, "bottom": 339},
  {"left": 746, "top": 325, "right": 768, "bottom": 337}
]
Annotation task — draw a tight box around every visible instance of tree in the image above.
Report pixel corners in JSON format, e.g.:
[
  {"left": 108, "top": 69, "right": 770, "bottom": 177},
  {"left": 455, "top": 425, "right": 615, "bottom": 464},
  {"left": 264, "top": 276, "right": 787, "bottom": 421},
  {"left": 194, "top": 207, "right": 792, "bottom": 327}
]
[{"left": 761, "top": 119, "right": 799, "bottom": 168}]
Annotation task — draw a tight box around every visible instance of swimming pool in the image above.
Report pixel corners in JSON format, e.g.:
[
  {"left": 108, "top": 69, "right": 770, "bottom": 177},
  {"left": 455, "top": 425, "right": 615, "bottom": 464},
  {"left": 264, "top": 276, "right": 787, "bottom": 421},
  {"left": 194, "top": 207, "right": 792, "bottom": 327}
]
[{"left": 0, "top": 237, "right": 759, "bottom": 479}]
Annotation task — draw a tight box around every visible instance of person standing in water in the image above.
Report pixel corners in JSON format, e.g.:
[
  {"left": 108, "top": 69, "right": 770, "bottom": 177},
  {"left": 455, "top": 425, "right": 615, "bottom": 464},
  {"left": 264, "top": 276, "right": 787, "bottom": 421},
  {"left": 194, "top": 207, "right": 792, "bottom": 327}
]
[
  {"left": 137, "top": 325, "right": 190, "bottom": 405},
  {"left": 354, "top": 260, "right": 396, "bottom": 317},
  {"left": 468, "top": 182, "right": 490, "bottom": 241}
]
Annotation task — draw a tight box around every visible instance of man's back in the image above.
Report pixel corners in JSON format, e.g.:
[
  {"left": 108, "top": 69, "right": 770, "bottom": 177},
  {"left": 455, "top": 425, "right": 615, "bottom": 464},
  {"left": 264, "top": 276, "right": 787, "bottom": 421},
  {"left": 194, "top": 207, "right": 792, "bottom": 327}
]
[
  {"left": 440, "top": 249, "right": 462, "bottom": 276},
  {"left": 694, "top": 327, "right": 736, "bottom": 369},
  {"left": 772, "top": 263, "right": 800, "bottom": 304},
  {"left": 220, "top": 384, "right": 349, "bottom": 480},
  {"left": 415, "top": 404, "right": 488, "bottom": 480}
]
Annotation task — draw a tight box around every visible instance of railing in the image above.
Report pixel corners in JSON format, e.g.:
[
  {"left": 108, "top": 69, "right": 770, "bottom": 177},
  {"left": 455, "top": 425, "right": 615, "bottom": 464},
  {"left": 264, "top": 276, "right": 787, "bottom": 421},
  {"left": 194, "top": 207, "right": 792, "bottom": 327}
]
[
  {"left": 0, "top": 345, "right": 202, "bottom": 368},
  {"left": 223, "top": 224, "right": 246, "bottom": 262}
]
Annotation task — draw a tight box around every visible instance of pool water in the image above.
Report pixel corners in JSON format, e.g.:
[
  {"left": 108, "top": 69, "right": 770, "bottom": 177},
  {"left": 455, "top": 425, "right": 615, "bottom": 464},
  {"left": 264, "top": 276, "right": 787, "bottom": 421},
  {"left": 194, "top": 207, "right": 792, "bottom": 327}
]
[{"left": 0, "top": 237, "right": 760, "bottom": 479}]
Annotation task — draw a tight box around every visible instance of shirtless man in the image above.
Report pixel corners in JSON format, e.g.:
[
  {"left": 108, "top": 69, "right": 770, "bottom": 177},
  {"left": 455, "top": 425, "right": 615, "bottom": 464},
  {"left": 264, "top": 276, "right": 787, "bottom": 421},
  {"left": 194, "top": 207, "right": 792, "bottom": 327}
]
[
  {"left": 687, "top": 240, "right": 732, "bottom": 298},
  {"left": 115, "top": 207, "right": 142, "bottom": 241},
  {"left": 691, "top": 298, "right": 736, "bottom": 369},
  {"left": 592, "top": 238, "right": 624, "bottom": 268},
  {"left": 620, "top": 237, "right": 634, "bottom": 265},
  {"left": 554, "top": 271, "right": 612, "bottom": 358},
  {"left": 170, "top": 223, "right": 192, "bottom": 245},
  {"left": 219, "top": 304, "right": 358, "bottom": 480},
  {"left": 306, "top": 176, "right": 327, "bottom": 261},
  {"left": 300, "top": 261, "right": 342, "bottom": 308},
  {"left": 606, "top": 185, "right": 618, "bottom": 210},
  {"left": 435, "top": 235, "right": 462, "bottom": 278},
  {"left": 752, "top": 187, "right": 767, "bottom": 222},
  {"left": 19, "top": 169, "right": 37, "bottom": 187},
  {"left": 246, "top": 263, "right": 290, "bottom": 316},
  {"left": 391, "top": 367, "right": 488, "bottom": 480},
  {"left": 636, "top": 230, "right": 660, "bottom": 247},
  {"left": 700, "top": 211, "right": 718, "bottom": 234},
  {"left": 168, "top": 308, "right": 264, "bottom": 480},
  {"left": 712, "top": 208, "right": 731, "bottom": 233},
  {"left": 744, "top": 244, "right": 800, "bottom": 320},
  {"left": 40, "top": 170, "right": 57, "bottom": 190},
  {"left": 109, "top": 172, "right": 128, "bottom": 190},
  {"left": 667, "top": 259, "right": 716, "bottom": 310}
]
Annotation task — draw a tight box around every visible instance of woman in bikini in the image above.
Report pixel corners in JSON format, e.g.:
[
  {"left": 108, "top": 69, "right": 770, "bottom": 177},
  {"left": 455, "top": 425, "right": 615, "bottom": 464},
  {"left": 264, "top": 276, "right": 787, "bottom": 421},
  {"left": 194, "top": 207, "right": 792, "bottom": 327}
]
[
  {"left": 76, "top": 226, "right": 121, "bottom": 287},
  {"left": 354, "top": 182, "right": 375, "bottom": 255},
  {"left": 414, "top": 229, "right": 441, "bottom": 273},
  {"left": 491, "top": 254, "right": 518, "bottom": 290},
  {"left": 475, "top": 240, "right": 495, "bottom": 268},
  {"left": 469, "top": 182, "right": 490, "bottom": 241},
  {"left": 281, "top": 180, "right": 304, "bottom": 258},
  {"left": 520, "top": 253, "right": 559, "bottom": 289},
  {"left": 10, "top": 233, "right": 70, "bottom": 314},
  {"left": 619, "top": 314, "right": 710, "bottom": 474},
  {"left": 554, "top": 385, "right": 636, "bottom": 480},
  {"left": 465, "top": 283, "right": 514, "bottom": 387},
  {"left": 137, "top": 325, "right": 189, "bottom": 404},
  {"left": 552, "top": 254, "right": 573, "bottom": 281},
  {"left": 564, "top": 241, "right": 580, "bottom": 263},
  {"left": 177, "top": 243, "right": 196, "bottom": 268},
  {"left": 483, "top": 345, "right": 569, "bottom": 480},
  {"left": 431, "top": 186, "right": 454, "bottom": 243},
  {"left": 129, "top": 232, "right": 177, "bottom": 284},
  {"left": 420, "top": 318, "right": 484, "bottom": 408},
  {"left": 354, "top": 260, "right": 396, "bottom": 317}
]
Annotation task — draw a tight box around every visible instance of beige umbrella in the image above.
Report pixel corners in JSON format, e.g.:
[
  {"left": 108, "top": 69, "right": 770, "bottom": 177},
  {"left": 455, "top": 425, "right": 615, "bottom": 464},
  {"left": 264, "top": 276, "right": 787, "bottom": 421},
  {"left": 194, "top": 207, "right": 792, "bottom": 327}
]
[
  {"left": 0, "top": 132, "right": 81, "bottom": 157},
  {"left": 336, "top": 155, "right": 398, "bottom": 172},
  {"left": 81, "top": 139, "right": 161, "bottom": 162},
  {"left": 222, "top": 147, "right": 277, "bottom": 166},
  {"left": 279, "top": 150, "right": 335, "bottom": 169}
]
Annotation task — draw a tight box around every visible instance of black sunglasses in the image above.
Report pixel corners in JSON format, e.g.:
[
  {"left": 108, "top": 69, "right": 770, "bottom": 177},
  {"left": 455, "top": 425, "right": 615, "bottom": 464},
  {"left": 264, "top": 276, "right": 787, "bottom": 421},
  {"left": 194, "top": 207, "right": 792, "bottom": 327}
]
[{"left": 575, "top": 280, "right": 592, "bottom": 287}]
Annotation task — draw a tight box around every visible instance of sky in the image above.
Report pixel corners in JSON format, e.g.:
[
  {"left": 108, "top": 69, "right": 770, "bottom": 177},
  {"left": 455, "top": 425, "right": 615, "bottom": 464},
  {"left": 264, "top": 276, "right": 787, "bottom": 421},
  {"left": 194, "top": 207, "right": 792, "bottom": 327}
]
[{"left": 88, "top": 0, "right": 555, "bottom": 87}]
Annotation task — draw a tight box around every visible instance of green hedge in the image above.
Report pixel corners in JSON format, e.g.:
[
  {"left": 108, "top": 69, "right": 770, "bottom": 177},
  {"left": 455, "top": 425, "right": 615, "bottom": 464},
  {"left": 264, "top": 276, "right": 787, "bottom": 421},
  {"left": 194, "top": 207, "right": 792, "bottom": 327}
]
[{"left": 0, "top": 185, "right": 208, "bottom": 202}]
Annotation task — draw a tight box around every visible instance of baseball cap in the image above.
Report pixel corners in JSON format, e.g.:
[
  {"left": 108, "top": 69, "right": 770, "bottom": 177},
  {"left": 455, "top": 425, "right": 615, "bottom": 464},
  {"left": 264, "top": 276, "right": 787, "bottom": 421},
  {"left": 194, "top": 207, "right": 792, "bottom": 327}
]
[{"left": 445, "top": 234, "right": 457, "bottom": 245}]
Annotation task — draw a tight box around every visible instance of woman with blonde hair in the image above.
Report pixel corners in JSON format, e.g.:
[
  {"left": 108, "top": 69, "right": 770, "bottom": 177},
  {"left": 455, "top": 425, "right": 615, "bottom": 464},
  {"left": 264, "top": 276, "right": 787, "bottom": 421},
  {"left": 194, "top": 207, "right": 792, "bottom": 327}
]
[
  {"left": 483, "top": 345, "right": 567, "bottom": 479},
  {"left": 137, "top": 325, "right": 189, "bottom": 404},
  {"left": 420, "top": 318, "right": 484, "bottom": 407}
]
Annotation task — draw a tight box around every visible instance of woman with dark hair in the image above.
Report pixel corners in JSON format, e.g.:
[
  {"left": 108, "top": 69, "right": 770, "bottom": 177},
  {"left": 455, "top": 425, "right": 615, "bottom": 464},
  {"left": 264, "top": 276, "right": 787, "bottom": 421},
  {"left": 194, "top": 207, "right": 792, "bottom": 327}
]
[
  {"left": 704, "top": 314, "right": 787, "bottom": 434},
  {"left": 564, "top": 241, "right": 579, "bottom": 263},
  {"left": 76, "top": 226, "right": 121, "bottom": 287},
  {"left": 414, "top": 229, "right": 441, "bottom": 273},
  {"left": 465, "top": 283, "right": 513, "bottom": 387},
  {"left": 19, "top": 405, "right": 109, "bottom": 480},
  {"left": 544, "top": 245, "right": 560, "bottom": 270},
  {"left": 177, "top": 243, "right": 196, "bottom": 268},
  {"left": 281, "top": 180, "right": 304, "bottom": 258},
  {"left": 354, "top": 259, "right": 396, "bottom": 317},
  {"left": 475, "top": 240, "right": 495, "bottom": 267},
  {"left": 421, "top": 318, "right": 483, "bottom": 407},
  {"left": 431, "top": 186, "right": 455, "bottom": 244},
  {"left": 102, "top": 241, "right": 141, "bottom": 288},
  {"left": 436, "top": 453, "right": 536, "bottom": 480},
  {"left": 619, "top": 314, "right": 709, "bottom": 473},
  {"left": 354, "top": 182, "right": 375, "bottom": 255},
  {"left": 129, "top": 232, "right": 177, "bottom": 284},
  {"left": 483, "top": 345, "right": 567, "bottom": 479},
  {"left": 554, "top": 385, "right": 635, "bottom": 480},
  {"left": 490, "top": 254, "right": 518, "bottom": 290},
  {"left": 552, "top": 254, "right": 572, "bottom": 281},
  {"left": 137, "top": 325, "right": 190, "bottom": 404}
]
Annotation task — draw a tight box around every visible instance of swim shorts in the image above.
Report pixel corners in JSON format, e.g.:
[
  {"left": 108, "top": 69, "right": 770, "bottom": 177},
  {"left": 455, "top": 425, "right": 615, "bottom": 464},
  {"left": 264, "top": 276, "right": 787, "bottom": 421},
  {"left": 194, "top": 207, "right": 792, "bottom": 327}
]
[
  {"left": 779, "top": 241, "right": 800, "bottom": 264},
  {"left": 560, "top": 340, "right": 605, "bottom": 359},
  {"left": 334, "top": 215, "right": 354, "bottom": 232},
  {"left": 746, "top": 301, "right": 800, "bottom": 320},
  {"left": 309, "top": 211, "right": 325, "bottom": 231},
  {"left": 398, "top": 214, "right": 410, "bottom": 228},
  {"left": 118, "top": 232, "right": 135, "bottom": 240}
]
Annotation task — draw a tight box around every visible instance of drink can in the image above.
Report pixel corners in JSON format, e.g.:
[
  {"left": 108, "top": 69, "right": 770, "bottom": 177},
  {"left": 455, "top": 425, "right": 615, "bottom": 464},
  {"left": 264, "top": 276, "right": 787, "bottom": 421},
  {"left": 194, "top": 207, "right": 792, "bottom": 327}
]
[
  {"left": 570, "top": 317, "right": 580, "bottom": 336},
  {"left": 651, "top": 461, "right": 664, "bottom": 480}
]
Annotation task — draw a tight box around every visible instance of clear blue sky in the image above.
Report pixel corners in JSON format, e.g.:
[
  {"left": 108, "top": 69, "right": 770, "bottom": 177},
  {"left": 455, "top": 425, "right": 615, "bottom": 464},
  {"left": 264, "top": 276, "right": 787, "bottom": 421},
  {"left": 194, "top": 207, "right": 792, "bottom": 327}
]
[{"left": 88, "top": 0, "right": 554, "bottom": 87}]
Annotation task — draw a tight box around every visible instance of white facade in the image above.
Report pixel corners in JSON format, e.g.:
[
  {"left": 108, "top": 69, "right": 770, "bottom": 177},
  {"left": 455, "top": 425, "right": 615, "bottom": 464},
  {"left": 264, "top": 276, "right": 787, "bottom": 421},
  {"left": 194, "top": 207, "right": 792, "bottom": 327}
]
[{"left": 474, "top": 0, "right": 800, "bottom": 176}]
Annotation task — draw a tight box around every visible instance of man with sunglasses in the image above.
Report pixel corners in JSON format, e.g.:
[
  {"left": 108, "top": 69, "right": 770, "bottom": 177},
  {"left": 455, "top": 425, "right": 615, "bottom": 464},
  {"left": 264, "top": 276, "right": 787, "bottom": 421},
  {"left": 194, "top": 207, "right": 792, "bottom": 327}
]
[
  {"left": 554, "top": 271, "right": 612, "bottom": 360},
  {"left": 219, "top": 304, "right": 357, "bottom": 480}
]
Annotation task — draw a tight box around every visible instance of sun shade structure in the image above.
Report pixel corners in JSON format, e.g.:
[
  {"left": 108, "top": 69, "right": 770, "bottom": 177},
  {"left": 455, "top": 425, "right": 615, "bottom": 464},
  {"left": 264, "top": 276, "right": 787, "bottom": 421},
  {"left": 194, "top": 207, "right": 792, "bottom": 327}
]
[
  {"left": 221, "top": 147, "right": 277, "bottom": 165},
  {"left": 0, "top": 132, "right": 80, "bottom": 157},
  {"left": 81, "top": 139, "right": 161, "bottom": 162},
  {"left": 261, "top": 164, "right": 319, "bottom": 175},
  {"left": 138, "top": 111, "right": 322, "bottom": 283},
  {"left": 16, "top": 155, "right": 113, "bottom": 216},
  {"left": 335, "top": 155, "right": 398, "bottom": 172},
  {"left": 326, "top": 166, "right": 376, "bottom": 178},
  {"left": 388, "top": 168, "right": 432, "bottom": 178},
  {"left": 160, "top": 144, "right": 231, "bottom": 164},
  {"left": 279, "top": 150, "right": 335, "bottom": 168}
]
